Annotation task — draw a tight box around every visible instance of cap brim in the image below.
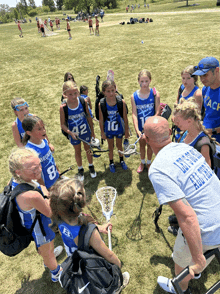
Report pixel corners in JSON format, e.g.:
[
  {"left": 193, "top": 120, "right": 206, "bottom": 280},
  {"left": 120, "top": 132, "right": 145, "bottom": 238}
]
[{"left": 192, "top": 68, "right": 210, "bottom": 76}]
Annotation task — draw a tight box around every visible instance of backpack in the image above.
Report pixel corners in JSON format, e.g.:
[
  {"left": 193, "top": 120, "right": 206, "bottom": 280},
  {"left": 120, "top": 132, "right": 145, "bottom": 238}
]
[
  {"left": 59, "top": 223, "right": 123, "bottom": 294},
  {"left": 61, "top": 96, "right": 88, "bottom": 139},
  {"left": 98, "top": 95, "right": 125, "bottom": 123},
  {"left": 0, "top": 181, "right": 46, "bottom": 257},
  {"left": 194, "top": 135, "right": 220, "bottom": 179}
]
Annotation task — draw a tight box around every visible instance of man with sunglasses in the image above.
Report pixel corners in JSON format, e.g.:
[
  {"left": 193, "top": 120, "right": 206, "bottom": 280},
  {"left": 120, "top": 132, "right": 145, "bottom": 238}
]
[{"left": 193, "top": 56, "right": 220, "bottom": 143}]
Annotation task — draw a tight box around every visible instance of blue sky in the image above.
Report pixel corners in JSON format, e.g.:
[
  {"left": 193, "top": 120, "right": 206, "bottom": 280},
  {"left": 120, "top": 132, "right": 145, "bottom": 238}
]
[{"left": 2, "top": 0, "right": 43, "bottom": 7}]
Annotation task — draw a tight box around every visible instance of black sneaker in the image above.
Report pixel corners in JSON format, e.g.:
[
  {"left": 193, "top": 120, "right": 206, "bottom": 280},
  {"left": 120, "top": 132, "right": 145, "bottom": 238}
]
[
  {"left": 168, "top": 225, "right": 179, "bottom": 236},
  {"left": 89, "top": 165, "right": 97, "bottom": 178},
  {"left": 168, "top": 215, "right": 178, "bottom": 226},
  {"left": 78, "top": 168, "right": 84, "bottom": 181}
]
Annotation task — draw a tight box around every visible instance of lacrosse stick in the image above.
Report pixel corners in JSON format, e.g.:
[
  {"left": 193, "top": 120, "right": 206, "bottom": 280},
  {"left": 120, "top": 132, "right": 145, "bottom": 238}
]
[
  {"left": 96, "top": 186, "right": 117, "bottom": 250},
  {"left": 59, "top": 165, "right": 74, "bottom": 177},
  {"left": 118, "top": 133, "right": 143, "bottom": 156},
  {"left": 76, "top": 136, "right": 109, "bottom": 157}
]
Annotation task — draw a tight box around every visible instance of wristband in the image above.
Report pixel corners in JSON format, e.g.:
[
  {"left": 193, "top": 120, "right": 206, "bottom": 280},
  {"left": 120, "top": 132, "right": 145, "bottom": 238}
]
[{"left": 212, "top": 128, "right": 217, "bottom": 135}]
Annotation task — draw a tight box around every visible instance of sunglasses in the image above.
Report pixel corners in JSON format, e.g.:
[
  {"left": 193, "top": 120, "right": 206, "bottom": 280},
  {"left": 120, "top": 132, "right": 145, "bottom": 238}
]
[
  {"left": 194, "top": 64, "right": 216, "bottom": 71},
  {"left": 14, "top": 102, "right": 29, "bottom": 111}
]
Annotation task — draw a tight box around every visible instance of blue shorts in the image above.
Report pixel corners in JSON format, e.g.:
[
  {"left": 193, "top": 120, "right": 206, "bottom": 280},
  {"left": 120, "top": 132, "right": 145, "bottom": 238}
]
[
  {"left": 33, "top": 215, "right": 55, "bottom": 248},
  {"left": 105, "top": 132, "right": 124, "bottom": 139},
  {"left": 70, "top": 132, "right": 91, "bottom": 145}
]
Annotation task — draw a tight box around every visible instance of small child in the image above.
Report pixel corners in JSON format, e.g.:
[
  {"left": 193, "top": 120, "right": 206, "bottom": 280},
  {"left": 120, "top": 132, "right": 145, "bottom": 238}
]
[
  {"left": 17, "top": 21, "right": 23, "bottom": 38},
  {"left": 80, "top": 85, "right": 94, "bottom": 119},
  {"left": 22, "top": 116, "right": 59, "bottom": 190},
  {"left": 66, "top": 18, "right": 72, "bottom": 40},
  {"left": 95, "top": 15, "right": 99, "bottom": 36},
  {"left": 131, "top": 69, "right": 161, "bottom": 173},
  {"left": 99, "top": 80, "right": 129, "bottom": 173},
  {"left": 88, "top": 16, "right": 94, "bottom": 35},
  {"left": 39, "top": 18, "right": 46, "bottom": 37},
  {"left": 50, "top": 19, "right": 53, "bottom": 31},
  {"left": 60, "top": 81, "right": 97, "bottom": 180},
  {"left": 44, "top": 19, "right": 47, "bottom": 27}
]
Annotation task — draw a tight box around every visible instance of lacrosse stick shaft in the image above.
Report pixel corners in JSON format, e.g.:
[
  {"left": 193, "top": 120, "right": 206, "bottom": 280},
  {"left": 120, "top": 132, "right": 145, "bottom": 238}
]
[
  {"left": 108, "top": 226, "right": 112, "bottom": 251},
  {"left": 59, "top": 165, "right": 74, "bottom": 176}
]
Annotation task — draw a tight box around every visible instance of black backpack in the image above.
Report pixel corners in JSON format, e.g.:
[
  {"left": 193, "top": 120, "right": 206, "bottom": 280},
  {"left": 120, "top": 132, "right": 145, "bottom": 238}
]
[
  {"left": 61, "top": 96, "right": 88, "bottom": 139},
  {"left": 59, "top": 223, "right": 123, "bottom": 294},
  {"left": 98, "top": 95, "right": 125, "bottom": 123},
  {"left": 0, "top": 181, "right": 46, "bottom": 257}
]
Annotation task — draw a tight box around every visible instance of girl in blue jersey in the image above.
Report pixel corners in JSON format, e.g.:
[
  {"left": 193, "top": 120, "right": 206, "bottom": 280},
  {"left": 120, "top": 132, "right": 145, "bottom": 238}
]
[
  {"left": 80, "top": 85, "right": 94, "bottom": 118},
  {"left": 99, "top": 80, "right": 129, "bottom": 173},
  {"left": 22, "top": 116, "right": 60, "bottom": 190},
  {"left": 174, "top": 65, "right": 203, "bottom": 142},
  {"left": 8, "top": 148, "right": 62, "bottom": 282},
  {"left": 173, "top": 98, "right": 213, "bottom": 167},
  {"left": 60, "top": 81, "right": 96, "bottom": 181},
  {"left": 131, "top": 69, "right": 160, "bottom": 173},
  {"left": 49, "top": 178, "right": 130, "bottom": 292}
]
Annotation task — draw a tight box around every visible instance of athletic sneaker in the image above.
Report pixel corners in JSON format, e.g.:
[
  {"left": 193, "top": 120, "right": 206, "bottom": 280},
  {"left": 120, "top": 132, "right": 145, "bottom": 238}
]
[
  {"left": 109, "top": 163, "right": 116, "bottom": 173},
  {"left": 89, "top": 165, "right": 97, "bottom": 178},
  {"left": 54, "top": 245, "right": 63, "bottom": 258},
  {"left": 120, "top": 161, "right": 128, "bottom": 170},
  {"left": 123, "top": 139, "right": 130, "bottom": 158},
  {"left": 115, "top": 272, "right": 130, "bottom": 294},
  {"left": 168, "top": 226, "right": 179, "bottom": 236},
  {"left": 168, "top": 215, "right": 178, "bottom": 226},
  {"left": 68, "top": 37, "right": 72, "bottom": 40},
  {"left": 157, "top": 276, "right": 176, "bottom": 293},
  {"left": 51, "top": 267, "right": 63, "bottom": 283},
  {"left": 78, "top": 168, "right": 84, "bottom": 181}
]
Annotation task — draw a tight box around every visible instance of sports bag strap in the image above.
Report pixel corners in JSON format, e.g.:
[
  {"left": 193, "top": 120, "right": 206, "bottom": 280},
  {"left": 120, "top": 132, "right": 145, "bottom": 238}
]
[
  {"left": 79, "top": 96, "right": 88, "bottom": 117},
  {"left": 116, "top": 95, "right": 124, "bottom": 119},
  {"left": 78, "top": 223, "right": 98, "bottom": 252},
  {"left": 100, "top": 97, "right": 108, "bottom": 122},
  {"left": 30, "top": 211, "right": 46, "bottom": 236},
  {"left": 63, "top": 104, "right": 68, "bottom": 126}
]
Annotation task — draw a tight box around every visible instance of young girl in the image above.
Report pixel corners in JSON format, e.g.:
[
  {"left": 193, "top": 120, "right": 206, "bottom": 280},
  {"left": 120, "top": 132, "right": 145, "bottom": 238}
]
[
  {"left": 80, "top": 85, "right": 94, "bottom": 118},
  {"left": 60, "top": 81, "right": 96, "bottom": 181},
  {"left": 8, "top": 148, "right": 62, "bottom": 282},
  {"left": 61, "top": 72, "right": 75, "bottom": 102},
  {"left": 95, "top": 15, "right": 99, "bottom": 36},
  {"left": 99, "top": 80, "right": 129, "bottom": 173},
  {"left": 22, "top": 116, "right": 60, "bottom": 190},
  {"left": 66, "top": 18, "right": 72, "bottom": 40},
  {"left": 173, "top": 98, "right": 213, "bottom": 167},
  {"left": 17, "top": 20, "right": 23, "bottom": 38},
  {"left": 131, "top": 69, "right": 160, "bottom": 173},
  {"left": 49, "top": 178, "right": 130, "bottom": 292},
  {"left": 88, "top": 16, "right": 94, "bottom": 35}
]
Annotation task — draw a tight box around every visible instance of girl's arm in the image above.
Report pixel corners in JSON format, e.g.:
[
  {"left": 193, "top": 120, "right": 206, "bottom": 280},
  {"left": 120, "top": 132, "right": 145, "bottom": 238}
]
[
  {"left": 131, "top": 94, "right": 141, "bottom": 137},
  {"left": 12, "top": 122, "right": 24, "bottom": 147},
  {"left": 194, "top": 89, "right": 203, "bottom": 111},
  {"left": 17, "top": 191, "right": 52, "bottom": 218},
  {"left": 200, "top": 145, "right": 212, "bottom": 168},
  {"left": 122, "top": 100, "right": 129, "bottom": 139},
  {"left": 98, "top": 103, "right": 106, "bottom": 140},
  {"left": 85, "top": 102, "right": 95, "bottom": 138},
  {"left": 59, "top": 104, "right": 77, "bottom": 140},
  {"left": 89, "top": 229, "right": 121, "bottom": 268},
  {"left": 45, "top": 134, "right": 54, "bottom": 152},
  {"left": 154, "top": 90, "right": 161, "bottom": 116},
  {"left": 87, "top": 96, "right": 92, "bottom": 110}
]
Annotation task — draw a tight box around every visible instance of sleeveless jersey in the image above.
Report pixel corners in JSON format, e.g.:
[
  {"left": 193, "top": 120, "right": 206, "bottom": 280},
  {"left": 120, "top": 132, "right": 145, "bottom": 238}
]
[
  {"left": 80, "top": 94, "right": 93, "bottom": 118},
  {"left": 15, "top": 113, "right": 32, "bottom": 140},
  {"left": 202, "top": 86, "right": 220, "bottom": 143},
  {"left": 104, "top": 102, "right": 125, "bottom": 137},
  {"left": 25, "top": 139, "right": 59, "bottom": 189},
  {"left": 67, "top": 97, "right": 91, "bottom": 145},
  {"left": 133, "top": 89, "right": 155, "bottom": 132},
  {"left": 58, "top": 222, "right": 81, "bottom": 256},
  {"left": 179, "top": 85, "right": 199, "bottom": 101},
  {"left": 12, "top": 180, "right": 55, "bottom": 248}
]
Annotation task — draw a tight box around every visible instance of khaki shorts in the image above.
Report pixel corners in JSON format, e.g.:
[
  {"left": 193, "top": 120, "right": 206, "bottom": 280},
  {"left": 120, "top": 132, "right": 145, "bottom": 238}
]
[{"left": 173, "top": 228, "right": 220, "bottom": 269}]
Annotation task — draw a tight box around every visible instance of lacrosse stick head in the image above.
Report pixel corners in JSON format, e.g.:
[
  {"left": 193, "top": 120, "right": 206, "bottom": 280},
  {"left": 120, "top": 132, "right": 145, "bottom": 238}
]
[{"left": 96, "top": 186, "right": 117, "bottom": 221}]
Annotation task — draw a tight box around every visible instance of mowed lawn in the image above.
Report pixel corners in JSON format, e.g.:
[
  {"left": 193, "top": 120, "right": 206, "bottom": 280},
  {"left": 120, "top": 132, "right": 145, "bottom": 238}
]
[{"left": 0, "top": 7, "right": 220, "bottom": 294}]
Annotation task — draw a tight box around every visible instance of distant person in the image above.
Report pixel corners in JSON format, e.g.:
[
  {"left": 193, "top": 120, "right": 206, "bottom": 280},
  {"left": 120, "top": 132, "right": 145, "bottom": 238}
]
[
  {"left": 88, "top": 16, "right": 94, "bottom": 35},
  {"left": 17, "top": 21, "right": 23, "bottom": 38},
  {"left": 80, "top": 85, "right": 94, "bottom": 118},
  {"left": 39, "top": 18, "right": 46, "bottom": 37},
  {"left": 100, "top": 9, "right": 104, "bottom": 22},
  {"left": 144, "top": 116, "right": 220, "bottom": 294},
  {"left": 95, "top": 15, "right": 99, "bottom": 36},
  {"left": 66, "top": 18, "right": 72, "bottom": 40},
  {"left": 147, "top": 3, "right": 149, "bottom": 8},
  {"left": 36, "top": 18, "right": 40, "bottom": 33},
  {"left": 50, "top": 19, "right": 53, "bottom": 31},
  {"left": 193, "top": 56, "right": 220, "bottom": 143}
]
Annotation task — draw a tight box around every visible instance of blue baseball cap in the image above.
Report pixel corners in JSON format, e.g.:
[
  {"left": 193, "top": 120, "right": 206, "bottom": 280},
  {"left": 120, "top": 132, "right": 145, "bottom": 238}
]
[{"left": 192, "top": 57, "right": 219, "bottom": 76}]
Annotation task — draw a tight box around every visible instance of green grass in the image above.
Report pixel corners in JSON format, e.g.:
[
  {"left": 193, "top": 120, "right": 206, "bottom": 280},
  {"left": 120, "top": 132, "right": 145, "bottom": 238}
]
[{"left": 1, "top": 6, "right": 220, "bottom": 294}]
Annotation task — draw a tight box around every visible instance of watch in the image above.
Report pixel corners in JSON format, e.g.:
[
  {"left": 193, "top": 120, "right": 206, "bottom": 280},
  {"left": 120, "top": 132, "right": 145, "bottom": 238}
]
[{"left": 212, "top": 128, "right": 217, "bottom": 135}]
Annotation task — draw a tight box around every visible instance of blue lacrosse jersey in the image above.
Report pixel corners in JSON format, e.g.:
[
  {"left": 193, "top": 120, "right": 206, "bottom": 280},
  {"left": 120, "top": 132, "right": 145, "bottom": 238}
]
[
  {"left": 104, "top": 102, "right": 125, "bottom": 137},
  {"left": 67, "top": 97, "right": 91, "bottom": 145},
  {"left": 25, "top": 139, "right": 59, "bottom": 189},
  {"left": 80, "top": 94, "right": 93, "bottom": 118},
  {"left": 15, "top": 113, "right": 33, "bottom": 140},
  {"left": 133, "top": 89, "right": 155, "bottom": 132},
  {"left": 58, "top": 222, "right": 81, "bottom": 256},
  {"left": 179, "top": 85, "right": 199, "bottom": 101}
]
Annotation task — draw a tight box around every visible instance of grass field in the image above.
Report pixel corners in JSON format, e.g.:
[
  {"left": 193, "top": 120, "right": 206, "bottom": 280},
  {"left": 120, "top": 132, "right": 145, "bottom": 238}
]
[{"left": 1, "top": 4, "right": 220, "bottom": 294}]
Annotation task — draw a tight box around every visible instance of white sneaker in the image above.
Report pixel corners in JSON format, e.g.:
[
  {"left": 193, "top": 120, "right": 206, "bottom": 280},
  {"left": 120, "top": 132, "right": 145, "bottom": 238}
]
[
  {"left": 54, "top": 245, "right": 63, "bottom": 258},
  {"left": 157, "top": 276, "right": 176, "bottom": 293},
  {"left": 115, "top": 272, "right": 130, "bottom": 294},
  {"left": 51, "top": 266, "right": 63, "bottom": 282}
]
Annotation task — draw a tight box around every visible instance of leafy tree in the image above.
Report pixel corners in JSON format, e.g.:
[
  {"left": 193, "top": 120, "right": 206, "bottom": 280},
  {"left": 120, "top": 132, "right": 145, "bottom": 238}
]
[
  {"left": 42, "top": 5, "right": 50, "bottom": 12},
  {"left": 20, "top": 0, "right": 28, "bottom": 13},
  {"left": 55, "top": 0, "right": 63, "bottom": 10},
  {"left": 28, "top": 0, "right": 37, "bottom": 9},
  {"left": 42, "top": 0, "right": 56, "bottom": 11},
  {"left": 28, "top": 8, "right": 38, "bottom": 16},
  {"left": 13, "top": 8, "right": 19, "bottom": 19},
  {"left": 63, "top": 0, "right": 75, "bottom": 10}
]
